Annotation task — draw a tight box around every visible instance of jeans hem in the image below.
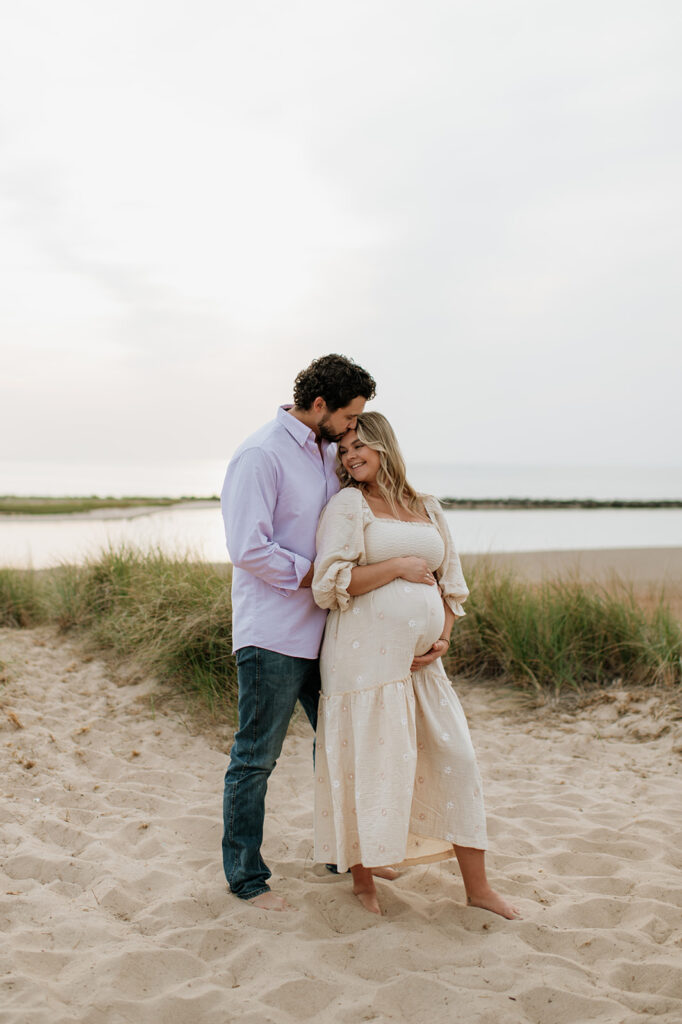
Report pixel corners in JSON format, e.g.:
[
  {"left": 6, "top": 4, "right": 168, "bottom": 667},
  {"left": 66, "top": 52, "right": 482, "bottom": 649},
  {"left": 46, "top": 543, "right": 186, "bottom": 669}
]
[{"left": 231, "top": 884, "right": 272, "bottom": 901}]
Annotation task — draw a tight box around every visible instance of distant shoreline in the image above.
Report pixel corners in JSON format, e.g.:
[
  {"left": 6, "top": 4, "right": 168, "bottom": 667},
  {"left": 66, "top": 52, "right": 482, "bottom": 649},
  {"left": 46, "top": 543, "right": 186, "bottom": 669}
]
[
  {"left": 2, "top": 494, "right": 682, "bottom": 517},
  {"left": 0, "top": 496, "right": 219, "bottom": 517},
  {"left": 440, "top": 497, "right": 682, "bottom": 510}
]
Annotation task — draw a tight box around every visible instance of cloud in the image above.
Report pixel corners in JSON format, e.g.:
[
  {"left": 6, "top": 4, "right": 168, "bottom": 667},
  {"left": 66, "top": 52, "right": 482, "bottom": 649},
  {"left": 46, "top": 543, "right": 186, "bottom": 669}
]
[{"left": 1, "top": 0, "right": 681, "bottom": 467}]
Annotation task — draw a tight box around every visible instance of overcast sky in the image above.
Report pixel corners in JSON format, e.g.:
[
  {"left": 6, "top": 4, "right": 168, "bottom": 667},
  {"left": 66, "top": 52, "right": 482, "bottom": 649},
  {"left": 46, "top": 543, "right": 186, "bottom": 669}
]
[{"left": 1, "top": 0, "right": 681, "bottom": 473}]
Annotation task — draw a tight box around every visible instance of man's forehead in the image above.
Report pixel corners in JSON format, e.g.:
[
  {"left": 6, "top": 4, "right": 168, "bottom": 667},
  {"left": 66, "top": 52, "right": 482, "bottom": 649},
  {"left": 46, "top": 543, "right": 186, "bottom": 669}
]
[{"left": 338, "top": 396, "right": 366, "bottom": 414}]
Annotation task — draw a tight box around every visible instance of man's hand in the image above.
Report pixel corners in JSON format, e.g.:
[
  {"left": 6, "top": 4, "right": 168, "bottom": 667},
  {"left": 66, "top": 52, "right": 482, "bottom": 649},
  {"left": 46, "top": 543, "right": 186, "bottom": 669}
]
[{"left": 299, "top": 565, "right": 314, "bottom": 588}]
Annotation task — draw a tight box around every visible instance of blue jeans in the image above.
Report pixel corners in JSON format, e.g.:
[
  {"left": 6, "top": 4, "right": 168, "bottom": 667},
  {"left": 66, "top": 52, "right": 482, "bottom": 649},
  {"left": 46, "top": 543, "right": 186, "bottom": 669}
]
[{"left": 222, "top": 646, "right": 320, "bottom": 900}]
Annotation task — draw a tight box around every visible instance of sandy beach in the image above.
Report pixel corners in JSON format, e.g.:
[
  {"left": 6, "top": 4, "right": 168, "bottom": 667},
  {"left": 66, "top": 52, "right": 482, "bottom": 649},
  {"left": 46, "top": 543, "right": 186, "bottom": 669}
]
[
  {"left": 1, "top": 550, "right": 682, "bottom": 1024},
  {"left": 469, "top": 547, "right": 682, "bottom": 588},
  {"left": 467, "top": 548, "right": 682, "bottom": 620}
]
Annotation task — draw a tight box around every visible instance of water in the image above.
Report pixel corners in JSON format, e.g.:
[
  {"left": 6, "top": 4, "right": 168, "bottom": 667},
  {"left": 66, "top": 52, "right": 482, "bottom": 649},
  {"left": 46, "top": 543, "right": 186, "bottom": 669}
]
[
  {"left": 1, "top": 505, "right": 681, "bottom": 570},
  {"left": 2, "top": 460, "right": 681, "bottom": 569}
]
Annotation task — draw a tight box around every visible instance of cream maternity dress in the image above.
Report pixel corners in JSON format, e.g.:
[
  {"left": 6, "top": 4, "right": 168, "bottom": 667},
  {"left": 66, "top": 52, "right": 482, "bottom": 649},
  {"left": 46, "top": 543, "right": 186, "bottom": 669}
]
[{"left": 312, "top": 487, "right": 488, "bottom": 874}]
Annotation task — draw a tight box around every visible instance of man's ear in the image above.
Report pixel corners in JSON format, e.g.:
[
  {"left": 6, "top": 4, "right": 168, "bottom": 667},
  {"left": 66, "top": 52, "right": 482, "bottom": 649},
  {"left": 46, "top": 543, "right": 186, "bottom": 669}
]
[{"left": 312, "top": 397, "right": 327, "bottom": 414}]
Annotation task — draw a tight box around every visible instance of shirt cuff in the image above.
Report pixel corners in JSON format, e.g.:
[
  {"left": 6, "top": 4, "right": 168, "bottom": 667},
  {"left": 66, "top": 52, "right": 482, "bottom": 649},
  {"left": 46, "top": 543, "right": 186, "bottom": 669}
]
[{"left": 272, "top": 554, "right": 312, "bottom": 598}]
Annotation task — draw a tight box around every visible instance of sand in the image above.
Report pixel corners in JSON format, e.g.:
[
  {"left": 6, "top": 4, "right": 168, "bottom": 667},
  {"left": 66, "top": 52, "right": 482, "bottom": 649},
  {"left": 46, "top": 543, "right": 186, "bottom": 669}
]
[
  {"left": 1, "top": 617, "right": 681, "bottom": 1024},
  {"left": 469, "top": 548, "right": 682, "bottom": 623},
  {"left": 468, "top": 547, "right": 682, "bottom": 589}
]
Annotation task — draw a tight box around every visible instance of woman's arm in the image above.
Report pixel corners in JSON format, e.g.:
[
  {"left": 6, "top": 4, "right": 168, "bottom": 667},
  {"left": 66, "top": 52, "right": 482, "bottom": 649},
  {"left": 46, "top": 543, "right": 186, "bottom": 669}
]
[
  {"left": 313, "top": 490, "right": 438, "bottom": 609},
  {"left": 348, "top": 556, "right": 436, "bottom": 596},
  {"left": 423, "top": 494, "right": 469, "bottom": 616},
  {"left": 312, "top": 490, "right": 366, "bottom": 611},
  {"left": 410, "top": 598, "right": 456, "bottom": 670},
  {"left": 440, "top": 602, "right": 457, "bottom": 643}
]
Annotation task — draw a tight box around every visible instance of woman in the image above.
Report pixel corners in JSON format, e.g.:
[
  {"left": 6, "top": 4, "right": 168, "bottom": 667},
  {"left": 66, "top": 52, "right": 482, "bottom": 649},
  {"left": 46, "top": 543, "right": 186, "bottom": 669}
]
[{"left": 312, "top": 412, "right": 519, "bottom": 918}]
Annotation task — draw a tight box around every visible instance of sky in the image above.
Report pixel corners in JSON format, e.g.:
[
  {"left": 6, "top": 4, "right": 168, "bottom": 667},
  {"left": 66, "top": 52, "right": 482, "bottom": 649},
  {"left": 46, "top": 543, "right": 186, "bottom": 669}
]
[{"left": 1, "top": 0, "right": 681, "bottom": 478}]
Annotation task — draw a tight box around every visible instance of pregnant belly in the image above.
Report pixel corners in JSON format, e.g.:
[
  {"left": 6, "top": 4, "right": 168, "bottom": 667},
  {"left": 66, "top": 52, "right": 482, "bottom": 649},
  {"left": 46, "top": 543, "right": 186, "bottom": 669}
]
[{"left": 369, "top": 579, "right": 445, "bottom": 658}]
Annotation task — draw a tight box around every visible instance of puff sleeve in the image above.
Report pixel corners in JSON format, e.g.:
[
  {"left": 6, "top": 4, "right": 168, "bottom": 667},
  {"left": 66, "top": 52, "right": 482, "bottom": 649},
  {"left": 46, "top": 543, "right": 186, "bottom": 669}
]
[
  {"left": 312, "top": 489, "right": 367, "bottom": 612},
  {"left": 423, "top": 495, "right": 469, "bottom": 617}
]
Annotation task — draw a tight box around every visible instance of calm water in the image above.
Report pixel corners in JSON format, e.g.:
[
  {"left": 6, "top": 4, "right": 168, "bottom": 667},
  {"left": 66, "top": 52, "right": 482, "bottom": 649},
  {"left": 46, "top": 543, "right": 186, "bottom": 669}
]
[
  {"left": 2, "top": 460, "right": 681, "bottom": 569},
  {"left": 1, "top": 505, "right": 681, "bottom": 570}
]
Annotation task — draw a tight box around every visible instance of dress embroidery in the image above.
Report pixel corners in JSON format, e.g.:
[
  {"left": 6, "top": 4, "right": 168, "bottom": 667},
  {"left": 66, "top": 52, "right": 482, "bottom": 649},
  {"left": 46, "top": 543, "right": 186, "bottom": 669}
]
[{"left": 311, "top": 487, "right": 486, "bottom": 872}]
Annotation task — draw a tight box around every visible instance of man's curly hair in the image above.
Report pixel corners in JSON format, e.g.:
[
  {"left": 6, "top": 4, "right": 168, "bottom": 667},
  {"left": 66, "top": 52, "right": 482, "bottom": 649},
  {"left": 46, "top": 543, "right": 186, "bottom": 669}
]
[{"left": 293, "top": 354, "right": 376, "bottom": 412}]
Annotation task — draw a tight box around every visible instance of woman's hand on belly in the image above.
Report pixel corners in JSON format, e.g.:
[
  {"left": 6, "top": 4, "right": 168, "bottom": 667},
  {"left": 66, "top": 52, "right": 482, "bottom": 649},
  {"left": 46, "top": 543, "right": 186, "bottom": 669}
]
[
  {"left": 396, "top": 556, "right": 437, "bottom": 586},
  {"left": 410, "top": 638, "right": 449, "bottom": 671},
  {"left": 348, "top": 556, "right": 437, "bottom": 597}
]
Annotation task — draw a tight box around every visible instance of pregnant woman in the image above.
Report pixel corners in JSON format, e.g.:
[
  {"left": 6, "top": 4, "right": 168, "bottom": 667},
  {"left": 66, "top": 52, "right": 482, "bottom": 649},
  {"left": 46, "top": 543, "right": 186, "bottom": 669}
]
[{"left": 312, "top": 412, "right": 519, "bottom": 918}]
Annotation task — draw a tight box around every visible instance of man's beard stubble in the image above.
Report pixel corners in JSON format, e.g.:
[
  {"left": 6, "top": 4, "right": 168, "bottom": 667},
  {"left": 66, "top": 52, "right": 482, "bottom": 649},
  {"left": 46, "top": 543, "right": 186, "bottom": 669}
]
[{"left": 318, "top": 415, "right": 346, "bottom": 443}]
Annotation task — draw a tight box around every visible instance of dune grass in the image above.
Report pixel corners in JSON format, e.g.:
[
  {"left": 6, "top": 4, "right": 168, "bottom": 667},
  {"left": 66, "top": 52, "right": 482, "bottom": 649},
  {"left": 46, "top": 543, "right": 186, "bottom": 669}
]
[
  {"left": 444, "top": 567, "right": 681, "bottom": 694},
  {"left": 1, "top": 550, "right": 680, "bottom": 714},
  {"left": 0, "top": 568, "right": 43, "bottom": 628},
  {"left": 0, "top": 550, "right": 236, "bottom": 715}
]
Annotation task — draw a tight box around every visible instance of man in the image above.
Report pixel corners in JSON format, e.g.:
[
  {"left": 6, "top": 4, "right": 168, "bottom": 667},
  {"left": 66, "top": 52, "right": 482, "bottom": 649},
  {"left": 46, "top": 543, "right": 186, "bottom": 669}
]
[{"left": 221, "top": 353, "right": 376, "bottom": 910}]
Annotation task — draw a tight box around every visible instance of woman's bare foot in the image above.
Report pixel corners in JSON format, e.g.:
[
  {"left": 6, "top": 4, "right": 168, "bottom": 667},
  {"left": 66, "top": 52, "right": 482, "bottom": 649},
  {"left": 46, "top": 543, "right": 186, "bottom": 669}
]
[
  {"left": 371, "top": 866, "right": 400, "bottom": 881},
  {"left": 351, "top": 865, "right": 382, "bottom": 915},
  {"left": 248, "top": 892, "right": 293, "bottom": 911},
  {"left": 354, "top": 884, "right": 382, "bottom": 914},
  {"left": 453, "top": 846, "right": 520, "bottom": 920},
  {"left": 466, "top": 886, "right": 521, "bottom": 920}
]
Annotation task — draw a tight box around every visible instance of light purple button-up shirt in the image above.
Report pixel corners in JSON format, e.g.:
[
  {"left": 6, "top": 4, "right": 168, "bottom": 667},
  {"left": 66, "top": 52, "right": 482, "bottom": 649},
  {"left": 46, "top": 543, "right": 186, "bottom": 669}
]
[{"left": 221, "top": 406, "right": 340, "bottom": 658}]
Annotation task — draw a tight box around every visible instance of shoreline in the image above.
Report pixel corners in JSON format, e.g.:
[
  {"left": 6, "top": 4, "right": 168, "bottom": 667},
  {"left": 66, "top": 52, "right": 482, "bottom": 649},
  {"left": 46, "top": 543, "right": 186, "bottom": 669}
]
[
  {"left": 0, "top": 499, "right": 219, "bottom": 521},
  {"left": 465, "top": 546, "right": 682, "bottom": 588},
  {"left": 464, "top": 548, "right": 682, "bottom": 621},
  {"left": 442, "top": 497, "right": 682, "bottom": 509},
  {"left": 4, "top": 546, "right": 682, "bottom": 586},
  {"left": 3, "top": 495, "right": 682, "bottom": 518}
]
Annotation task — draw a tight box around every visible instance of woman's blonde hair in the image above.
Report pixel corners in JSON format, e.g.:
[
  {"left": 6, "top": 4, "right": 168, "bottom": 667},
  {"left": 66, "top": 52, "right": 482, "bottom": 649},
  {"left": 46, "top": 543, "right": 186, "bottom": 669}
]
[{"left": 336, "top": 411, "right": 423, "bottom": 516}]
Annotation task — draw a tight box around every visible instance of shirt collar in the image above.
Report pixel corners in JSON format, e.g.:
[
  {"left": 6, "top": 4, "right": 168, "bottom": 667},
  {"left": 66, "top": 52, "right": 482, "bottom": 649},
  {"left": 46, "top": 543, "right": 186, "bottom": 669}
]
[{"left": 277, "top": 405, "right": 316, "bottom": 447}]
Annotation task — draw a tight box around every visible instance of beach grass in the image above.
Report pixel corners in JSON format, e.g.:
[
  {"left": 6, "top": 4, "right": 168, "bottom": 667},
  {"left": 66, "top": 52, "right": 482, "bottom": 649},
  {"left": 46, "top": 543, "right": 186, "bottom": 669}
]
[
  {"left": 0, "top": 568, "right": 43, "bottom": 628},
  {"left": 445, "top": 567, "right": 681, "bottom": 693},
  {"left": 1, "top": 550, "right": 680, "bottom": 713},
  {"left": 1, "top": 550, "right": 237, "bottom": 715}
]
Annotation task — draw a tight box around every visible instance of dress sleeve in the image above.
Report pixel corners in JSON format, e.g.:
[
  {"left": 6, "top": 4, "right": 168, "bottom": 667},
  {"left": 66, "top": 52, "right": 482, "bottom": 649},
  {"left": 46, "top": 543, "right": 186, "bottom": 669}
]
[
  {"left": 423, "top": 495, "right": 469, "bottom": 617},
  {"left": 312, "top": 489, "right": 366, "bottom": 612}
]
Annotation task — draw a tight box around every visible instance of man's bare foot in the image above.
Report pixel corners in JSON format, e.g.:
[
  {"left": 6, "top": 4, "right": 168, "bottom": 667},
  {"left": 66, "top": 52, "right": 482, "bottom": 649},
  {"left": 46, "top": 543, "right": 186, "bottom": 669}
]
[
  {"left": 372, "top": 866, "right": 400, "bottom": 881},
  {"left": 247, "top": 892, "right": 293, "bottom": 911},
  {"left": 466, "top": 886, "right": 521, "bottom": 919}
]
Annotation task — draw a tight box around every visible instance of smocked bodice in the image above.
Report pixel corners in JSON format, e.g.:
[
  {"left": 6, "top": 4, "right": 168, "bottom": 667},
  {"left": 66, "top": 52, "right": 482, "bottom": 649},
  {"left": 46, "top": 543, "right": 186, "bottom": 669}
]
[{"left": 363, "top": 517, "right": 445, "bottom": 571}]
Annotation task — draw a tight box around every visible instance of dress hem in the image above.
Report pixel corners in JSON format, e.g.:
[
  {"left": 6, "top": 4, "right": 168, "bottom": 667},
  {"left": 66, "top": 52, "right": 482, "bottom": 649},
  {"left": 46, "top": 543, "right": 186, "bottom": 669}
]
[{"left": 316, "top": 832, "right": 488, "bottom": 873}]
